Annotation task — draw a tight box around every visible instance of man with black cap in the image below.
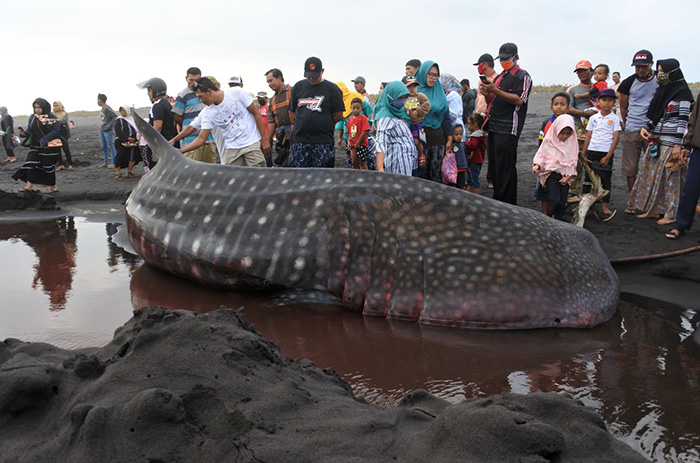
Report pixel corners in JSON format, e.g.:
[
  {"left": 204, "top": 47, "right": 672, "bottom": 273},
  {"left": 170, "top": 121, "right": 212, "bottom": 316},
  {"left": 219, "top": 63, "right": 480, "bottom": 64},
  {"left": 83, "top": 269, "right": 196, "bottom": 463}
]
[
  {"left": 617, "top": 49, "right": 658, "bottom": 204},
  {"left": 479, "top": 42, "right": 532, "bottom": 205},
  {"left": 288, "top": 56, "right": 344, "bottom": 168}
]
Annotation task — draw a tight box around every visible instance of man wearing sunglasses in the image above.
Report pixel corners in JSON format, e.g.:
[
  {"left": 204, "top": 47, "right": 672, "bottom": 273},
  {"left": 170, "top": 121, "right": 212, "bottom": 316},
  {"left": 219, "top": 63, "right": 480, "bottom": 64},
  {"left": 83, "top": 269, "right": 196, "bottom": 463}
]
[{"left": 617, "top": 50, "right": 658, "bottom": 201}]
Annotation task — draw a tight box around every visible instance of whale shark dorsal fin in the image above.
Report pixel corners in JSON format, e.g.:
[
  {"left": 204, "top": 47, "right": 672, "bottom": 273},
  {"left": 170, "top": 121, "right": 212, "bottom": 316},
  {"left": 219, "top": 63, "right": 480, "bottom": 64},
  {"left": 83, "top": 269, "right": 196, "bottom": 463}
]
[{"left": 131, "top": 109, "right": 186, "bottom": 166}]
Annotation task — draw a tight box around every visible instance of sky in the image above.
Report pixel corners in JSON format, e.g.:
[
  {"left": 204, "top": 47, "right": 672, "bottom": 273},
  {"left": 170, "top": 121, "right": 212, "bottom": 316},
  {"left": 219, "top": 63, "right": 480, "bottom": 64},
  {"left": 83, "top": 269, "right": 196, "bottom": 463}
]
[{"left": 3, "top": 0, "right": 699, "bottom": 117}]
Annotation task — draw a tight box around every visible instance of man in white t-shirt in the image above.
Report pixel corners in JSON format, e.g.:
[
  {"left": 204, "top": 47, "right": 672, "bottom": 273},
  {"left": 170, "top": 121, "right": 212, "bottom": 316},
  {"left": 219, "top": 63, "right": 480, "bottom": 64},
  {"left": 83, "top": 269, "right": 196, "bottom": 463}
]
[
  {"left": 181, "top": 77, "right": 270, "bottom": 167},
  {"left": 582, "top": 88, "right": 622, "bottom": 220}
]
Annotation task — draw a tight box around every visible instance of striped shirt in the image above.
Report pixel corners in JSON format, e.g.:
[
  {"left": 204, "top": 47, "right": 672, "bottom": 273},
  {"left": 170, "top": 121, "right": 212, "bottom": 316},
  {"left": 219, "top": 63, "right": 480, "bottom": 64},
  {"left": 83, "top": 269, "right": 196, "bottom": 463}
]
[
  {"left": 648, "top": 99, "right": 692, "bottom": 147},
  {"left": 173, "top": 87, "right": 212, "bottom": 145},
  {"left": 376, "top": 117, "right": 417, "bottom": 176}
]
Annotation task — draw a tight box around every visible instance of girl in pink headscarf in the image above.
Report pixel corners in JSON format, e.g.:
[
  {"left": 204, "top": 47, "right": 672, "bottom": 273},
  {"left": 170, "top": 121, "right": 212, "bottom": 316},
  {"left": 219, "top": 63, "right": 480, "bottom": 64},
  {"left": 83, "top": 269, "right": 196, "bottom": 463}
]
[{"left": 532, "top": 114, "right": 578, "bottom": 220}]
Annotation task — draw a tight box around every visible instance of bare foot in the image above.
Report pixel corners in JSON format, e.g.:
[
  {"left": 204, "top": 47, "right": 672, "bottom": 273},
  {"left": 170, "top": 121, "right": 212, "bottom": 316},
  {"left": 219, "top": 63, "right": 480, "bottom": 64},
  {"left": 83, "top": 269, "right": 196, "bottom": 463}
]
[
  {"left": 636, "top": 212, "right": 660, "bottom": 220},
  {"left": 657, "top": 217, "right": 676, "bottom": 225}
]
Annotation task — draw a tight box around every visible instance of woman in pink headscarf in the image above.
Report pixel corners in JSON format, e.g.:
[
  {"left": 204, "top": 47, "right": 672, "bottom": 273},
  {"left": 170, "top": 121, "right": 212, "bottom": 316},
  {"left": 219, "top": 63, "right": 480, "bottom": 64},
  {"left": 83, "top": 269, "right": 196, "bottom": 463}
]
[{"left": 532, "top": 114, "right": 579, "bottom": 220}]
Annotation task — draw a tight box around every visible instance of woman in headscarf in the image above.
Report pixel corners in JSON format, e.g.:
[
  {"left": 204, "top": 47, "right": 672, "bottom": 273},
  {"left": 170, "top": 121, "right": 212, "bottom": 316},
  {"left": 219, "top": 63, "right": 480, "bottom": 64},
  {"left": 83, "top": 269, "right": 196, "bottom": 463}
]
[
  {"left": 416, "top": 60, "right": 451, "bottom": 182},
  {"left": 374, "top": 81, "right": 416, "bottom": 176},
  {"left": 12, "top": 98, "right": 61, "bottom": 192},
  {"left": 52, "top": 101, "right": 73, "bottom": 171},
  {"left": 630, "top": 59, "right": 694, "bottom": 225},
  {"left": 0, "top": 106, "right": 16, "bottom": 163},
  {"left": 334, "top": 81, "right": 376, "bottom": 170},
  {"left": 113, "top": 104, "right": 139, "bottom": 179},
  {"left": 440, "top": 73, "right": 464, "bottom": 133}
]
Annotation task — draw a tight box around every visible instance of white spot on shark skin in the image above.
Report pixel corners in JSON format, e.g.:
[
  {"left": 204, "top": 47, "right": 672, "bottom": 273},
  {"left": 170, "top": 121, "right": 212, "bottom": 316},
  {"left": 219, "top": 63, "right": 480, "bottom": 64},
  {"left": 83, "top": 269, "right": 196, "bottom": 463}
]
[
  {"left": 174, "top": 211, "right": 183, "bottom": 220},
  {"left": 285, "top": 213, "right": 294, "bottom": 222},
  {"left": 447, "top": 266, "right": 456, "bottom": 273},
  {"left": 163, "top": 233, "right": 171, "bottom": 246},
  {"left": 266, "top": 203, "right": 275, "bottom": 212},
  {"left": 289, "top": 273, "right": 300, "bottom": 283},
  {"left": 291, "top": 198, "right": 300, "bottom": 206},
  {"left": 237, "top": 206, "right": 245, "bottom": 215},
  {"left": 192, "top": 240, "right": 201, "bottom": 254},
  {"left": 258, "top": 173, "right": 266, "bottom": 179},
  {"left": 183, "top": 197, "right": 191, "bottom": 204},
  {"left": 299, "top": 237, "right": 309, "bottom": 247},
  {"left": 282, "top": 179, "right": 289, "bottom": 185},
  {"left": 314, "top": 199, "right": 324, "bottom": 207},
  {"left": 225, "top": 224, "right": 234, "bottom": 234},
  {"left": 151, "top": 208, "right": 157, "bottom": 216},
  {"left": 250, "top": 185, "right": 258, "bottom": 192},
  {"left": 241, "top": 256, "right": 252, "bottom": 268},
  {"left": 173, "top": 177, "right": 179, "bottom": 183},
  {"left": 324, "top": 178, "right": 332, "bottom": 183},
  {"left": 294, "top": 258, "right": 305, "bottom": 270},
  {"left": 213, "top": 199, "right": 220, "bottom": 207},
  {"left": 204, "top": 215, "right": 212, "bottom": 224},
  {"left": 215, "top": 244, "right": 224, "bottom": 255},
  {"left": 307, "top": 219, "right": 317, "bottom": 228},
  {"left": 258, "top": 217, "right": 267, "bottom": 225},
  {"left": 195, "top": 182, "right": 202, "bottom": 190},
  {"left": 228, "top": 179, "right": 236, "bottom": 186},
  {"left": 202, "top": 171, "right": 208, "bottom": 176},
  {"left": 475, "top": 266, "right": 484, "bottom": 273}
]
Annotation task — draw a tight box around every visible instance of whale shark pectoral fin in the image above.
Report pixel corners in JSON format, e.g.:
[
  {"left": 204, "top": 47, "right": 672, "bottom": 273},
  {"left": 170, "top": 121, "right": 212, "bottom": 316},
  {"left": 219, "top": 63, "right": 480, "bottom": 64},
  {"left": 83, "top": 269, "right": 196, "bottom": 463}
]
[{"left": 131, "top": 109, "right": 186, "bottom": 166}]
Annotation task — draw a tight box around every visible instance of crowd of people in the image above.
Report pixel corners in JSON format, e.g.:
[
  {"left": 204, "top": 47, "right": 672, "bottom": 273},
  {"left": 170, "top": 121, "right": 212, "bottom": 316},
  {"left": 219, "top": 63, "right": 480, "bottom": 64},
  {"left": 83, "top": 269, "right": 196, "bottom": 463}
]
[{"left": 3, "top": 44, "right": 700, "bottom": 240}]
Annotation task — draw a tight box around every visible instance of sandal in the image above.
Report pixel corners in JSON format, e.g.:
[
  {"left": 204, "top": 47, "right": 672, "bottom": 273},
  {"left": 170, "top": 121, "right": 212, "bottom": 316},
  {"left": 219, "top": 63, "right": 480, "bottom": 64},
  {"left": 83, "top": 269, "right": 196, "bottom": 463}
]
[
  {"left": 44, "top": 188, "right": 59, "bottom": 193},
  {"left": 115, "top": 174, "right": 124, "bottom": 179},
  {"left": 601, "top": 210, "right": 617, "bottom": 222},
  {"left": 126, "top": 172, "right": 135, "bottom": 178},
  {"left": 18, "top": 188, "right": 32, "bottom": 192},
  {"left": 665, "top": 229, "right": 686, "bottom": 240}
]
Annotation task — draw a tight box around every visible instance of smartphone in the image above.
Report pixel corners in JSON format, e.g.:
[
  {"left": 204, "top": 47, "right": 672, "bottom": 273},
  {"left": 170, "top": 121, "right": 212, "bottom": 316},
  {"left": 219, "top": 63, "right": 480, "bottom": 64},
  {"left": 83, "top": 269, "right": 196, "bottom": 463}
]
[
  {"left": 17, "top": 126, "right": 23, "bottom": 131},
  {"left": 479, "top": 75, "right": 489, "bottom": 84}
]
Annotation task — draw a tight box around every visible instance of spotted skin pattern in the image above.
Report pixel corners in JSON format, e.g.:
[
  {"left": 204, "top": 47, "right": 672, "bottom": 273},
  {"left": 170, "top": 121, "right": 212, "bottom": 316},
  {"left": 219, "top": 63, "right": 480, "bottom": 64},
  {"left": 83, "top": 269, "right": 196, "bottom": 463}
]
[{"left": 126, "top": 113, "right": 619, "bottom": 329}]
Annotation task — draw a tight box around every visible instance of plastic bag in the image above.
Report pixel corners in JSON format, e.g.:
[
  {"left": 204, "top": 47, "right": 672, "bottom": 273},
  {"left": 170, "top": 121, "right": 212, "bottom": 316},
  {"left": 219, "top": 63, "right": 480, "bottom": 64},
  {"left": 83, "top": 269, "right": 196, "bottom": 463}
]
[{"left": 441, "top": 151, "right": 457, "bottom": 185}]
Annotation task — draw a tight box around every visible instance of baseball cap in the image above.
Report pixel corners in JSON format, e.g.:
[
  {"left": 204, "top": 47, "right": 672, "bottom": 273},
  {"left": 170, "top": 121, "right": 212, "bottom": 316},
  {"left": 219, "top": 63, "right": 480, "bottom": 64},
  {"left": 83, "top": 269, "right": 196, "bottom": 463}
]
[
  {"left": 598, "top": 88, "right": 617, "bottom": 99},
  {"left": 473, "top": 53, "right": 494, "bottom": 66},
  {"left": 304, "top": 57, "right": 322, "bottom": 78},
  {"left": 496, "top": 43, "right": 517, "bottom": 60},
  {"left": 256, "top": 91, "right": 268, "bottom": 98},
  {"left": 574, "top": 60, "right": 593, "bottom": 72},
  {"left": 228, "top": 76, "right": 243, "bottom": 85},
  {"left": 402, "top": 75, "right": 419, "bottom": 87},
  {"left": 631, "top": 49, "right": 653, "bottom": 66},
  {"left": 351, "top": 76, "right": 366, "bottom": 84}
]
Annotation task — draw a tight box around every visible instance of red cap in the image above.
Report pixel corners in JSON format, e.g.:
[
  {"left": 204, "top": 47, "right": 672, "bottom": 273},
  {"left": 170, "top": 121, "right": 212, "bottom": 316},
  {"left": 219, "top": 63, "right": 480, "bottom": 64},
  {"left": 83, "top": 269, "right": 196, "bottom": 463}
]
[{"left": 574, "top": 60, "right": 593, "bottom": 72}]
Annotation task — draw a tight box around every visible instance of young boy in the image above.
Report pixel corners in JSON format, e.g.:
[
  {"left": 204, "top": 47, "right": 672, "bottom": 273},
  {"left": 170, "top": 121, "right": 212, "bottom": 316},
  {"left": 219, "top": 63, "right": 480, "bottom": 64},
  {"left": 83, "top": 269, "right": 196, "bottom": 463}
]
[
  {"left": 464, "top": 113, "right": 486, "bottom": 194},
  {"left": 347, "top": 98, "right": 370, "bottom": 170},
  {"left": 536, "top": 92, "right": 571, "bottom": 212},
  {"left": 574, "top": 64, "right": 609, "bottom": 107},
  {"left": 402, "top": 75, "right": 431, "bottom": 167},
  {"left": 581, "top": 88, "right": 621, "bottom": 221}
]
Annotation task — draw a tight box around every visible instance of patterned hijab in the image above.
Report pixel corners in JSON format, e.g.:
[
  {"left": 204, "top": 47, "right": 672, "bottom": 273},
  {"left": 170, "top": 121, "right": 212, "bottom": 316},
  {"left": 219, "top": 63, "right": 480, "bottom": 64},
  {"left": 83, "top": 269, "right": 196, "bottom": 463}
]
[{"left": 440, "top": 73, "right": 461, "bottom": 94}]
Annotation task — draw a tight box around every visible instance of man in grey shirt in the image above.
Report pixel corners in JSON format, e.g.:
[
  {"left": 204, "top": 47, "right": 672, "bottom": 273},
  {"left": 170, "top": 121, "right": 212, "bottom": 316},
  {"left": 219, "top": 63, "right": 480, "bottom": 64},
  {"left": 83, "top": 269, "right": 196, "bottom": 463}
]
[
  {"left": 617, "top": 49, "right": 658, "bottom": 204},
  {"left": 97, "top": 93, "right": 118, "bottom": 168}
]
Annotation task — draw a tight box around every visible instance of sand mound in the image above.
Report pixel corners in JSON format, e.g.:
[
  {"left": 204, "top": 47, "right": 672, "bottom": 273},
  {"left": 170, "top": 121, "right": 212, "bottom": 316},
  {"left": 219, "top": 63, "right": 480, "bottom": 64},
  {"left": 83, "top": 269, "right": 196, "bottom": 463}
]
[{"left": 0, "top": 306, "right": 646, "bottom": 462}]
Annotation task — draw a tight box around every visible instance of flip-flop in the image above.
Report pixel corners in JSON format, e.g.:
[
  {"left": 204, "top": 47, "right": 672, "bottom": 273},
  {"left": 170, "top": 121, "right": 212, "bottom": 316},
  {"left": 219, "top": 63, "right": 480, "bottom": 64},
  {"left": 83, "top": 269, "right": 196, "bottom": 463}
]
[
  {"left": 602, "top": 210, "right": 617, "bottom": 222},
  {"left": 18, "top": 188, "right": 32, "bottom": 192},
  {"left": 45, "top": 188, "right": 59, "bottom": 193},
  {"left": 665, "top": 229, "right": 685, "bottom": 240}
]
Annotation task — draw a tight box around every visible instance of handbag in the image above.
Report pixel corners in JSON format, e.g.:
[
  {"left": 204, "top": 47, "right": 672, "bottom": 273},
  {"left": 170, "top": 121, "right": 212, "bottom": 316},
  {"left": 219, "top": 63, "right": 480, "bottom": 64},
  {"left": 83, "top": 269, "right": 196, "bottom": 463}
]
[{"left": 441, "top": 150, "right": 458, "bottom": 185}]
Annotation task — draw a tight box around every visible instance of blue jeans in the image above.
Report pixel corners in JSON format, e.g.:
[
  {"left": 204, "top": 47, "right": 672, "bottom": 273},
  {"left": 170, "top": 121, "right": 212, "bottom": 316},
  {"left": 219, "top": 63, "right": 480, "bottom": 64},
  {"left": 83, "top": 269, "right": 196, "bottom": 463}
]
[{"left": 100, "top": 130, "right": 116, "bottom": 165}]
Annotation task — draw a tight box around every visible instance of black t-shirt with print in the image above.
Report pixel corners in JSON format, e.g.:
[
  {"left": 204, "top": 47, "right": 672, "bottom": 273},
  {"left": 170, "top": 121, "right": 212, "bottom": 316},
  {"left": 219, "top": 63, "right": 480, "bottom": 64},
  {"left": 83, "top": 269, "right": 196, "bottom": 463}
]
[
  {"left": 149, "top": 98, "right": 177, "bottom": 141},
  {"left": 289, "top": 79, "right": 344, "bottom": 144}
]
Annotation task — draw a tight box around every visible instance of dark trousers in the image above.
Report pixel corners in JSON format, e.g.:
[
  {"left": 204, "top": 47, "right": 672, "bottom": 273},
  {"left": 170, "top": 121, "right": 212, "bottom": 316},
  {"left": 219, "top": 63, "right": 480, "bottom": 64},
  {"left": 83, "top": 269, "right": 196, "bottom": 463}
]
[
  {"left": 57, "top": 136, "right": 73, "bottom": 166},
  {"left": 677, "top": 148, "right": 700, "bottom": 231},
  {"left": 545, "top": 172, "right": 570, "bottom": 220},
  {"left": 583, "top": 150, "right": 612, "bottom": 203},
  {"left": 489, "top": 132, "right": 519, "bottom": 205}
]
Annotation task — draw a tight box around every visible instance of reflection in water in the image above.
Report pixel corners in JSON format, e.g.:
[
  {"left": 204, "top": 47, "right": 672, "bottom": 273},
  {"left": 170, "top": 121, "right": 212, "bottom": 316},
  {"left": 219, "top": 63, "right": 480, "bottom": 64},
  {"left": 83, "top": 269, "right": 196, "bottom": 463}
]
[
  {"left": 1, "top": 218, "right": 699, "bottom": 462},
  {"left": 0, "top": 218, "right": 77, "bottom": 311},
  {"left": 130, "top": 262, "right": 700, "bottom": 461}
]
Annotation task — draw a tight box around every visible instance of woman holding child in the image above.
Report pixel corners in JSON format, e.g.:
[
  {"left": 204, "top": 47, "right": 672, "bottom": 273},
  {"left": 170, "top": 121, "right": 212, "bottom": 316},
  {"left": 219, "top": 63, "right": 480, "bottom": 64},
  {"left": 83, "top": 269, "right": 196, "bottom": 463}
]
[
  {"left": 416, "top": 60, "right": 450, "bottom": 182},
  {"left": 630, "top": 59, "right": 693, "bottom": 225}
]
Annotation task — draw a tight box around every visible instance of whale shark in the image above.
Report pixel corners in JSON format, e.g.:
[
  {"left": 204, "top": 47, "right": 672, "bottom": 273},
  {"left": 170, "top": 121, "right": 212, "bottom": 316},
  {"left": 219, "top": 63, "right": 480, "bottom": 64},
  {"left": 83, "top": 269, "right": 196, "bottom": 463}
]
[{"left": 126, "top": 112, "right": 619, "bottom": 329}]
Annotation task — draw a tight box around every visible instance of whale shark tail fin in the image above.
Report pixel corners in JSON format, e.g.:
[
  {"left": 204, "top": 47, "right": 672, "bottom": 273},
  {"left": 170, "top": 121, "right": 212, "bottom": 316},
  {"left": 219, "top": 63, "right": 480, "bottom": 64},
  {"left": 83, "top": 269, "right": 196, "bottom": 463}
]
[{"left": 132, "top": 110, "right": 185, "bottom": 166}]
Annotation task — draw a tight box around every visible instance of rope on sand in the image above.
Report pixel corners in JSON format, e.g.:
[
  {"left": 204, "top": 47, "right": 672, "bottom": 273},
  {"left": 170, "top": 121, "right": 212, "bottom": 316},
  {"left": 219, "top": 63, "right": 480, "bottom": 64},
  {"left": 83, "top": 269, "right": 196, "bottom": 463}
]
[{"left": 610, "top": 245, "right": 700, "bottom": 264}]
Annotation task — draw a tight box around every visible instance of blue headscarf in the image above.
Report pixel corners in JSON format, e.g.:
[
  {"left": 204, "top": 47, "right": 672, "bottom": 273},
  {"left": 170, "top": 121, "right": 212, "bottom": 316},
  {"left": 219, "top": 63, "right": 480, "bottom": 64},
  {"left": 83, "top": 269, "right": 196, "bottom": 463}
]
[
  {"left": 373, "top": 81, "right": 410, "bottom": 123},
  {"left": 416, "top": 60, "right": 448, "bottom": 129}
]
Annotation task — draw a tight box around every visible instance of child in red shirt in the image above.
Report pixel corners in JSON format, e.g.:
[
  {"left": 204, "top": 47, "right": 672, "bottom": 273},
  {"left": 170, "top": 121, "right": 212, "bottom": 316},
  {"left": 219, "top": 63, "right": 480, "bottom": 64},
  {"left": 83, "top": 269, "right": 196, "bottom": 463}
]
[
  {"left": 347, "top": 98, "right": 370, "bottom": 170},
  {"left": 464, "top": 113, "right": 487, "bottom": 194},
  {"left": 573, "top": 64, "right": 609, "bottom": 108}
]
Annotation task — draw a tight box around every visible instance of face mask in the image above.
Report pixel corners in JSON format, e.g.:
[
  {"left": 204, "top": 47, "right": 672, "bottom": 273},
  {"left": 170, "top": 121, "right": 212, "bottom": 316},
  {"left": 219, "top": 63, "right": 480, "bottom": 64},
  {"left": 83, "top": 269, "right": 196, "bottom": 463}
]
[
  {"left": 257, "top": 99, "right": 267, "bottom": 105},
  {"left": 390, "top": 98, "right": 407, "bottom": 109},
  {"left": 477, "top": 63, "right": 488, "bottom": 75},
  {"left": 656, "top": 71, "right": 670, "bottom": 86},
  {"left": 500, "top": 59, "right": 514, "bottom": 72}
]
